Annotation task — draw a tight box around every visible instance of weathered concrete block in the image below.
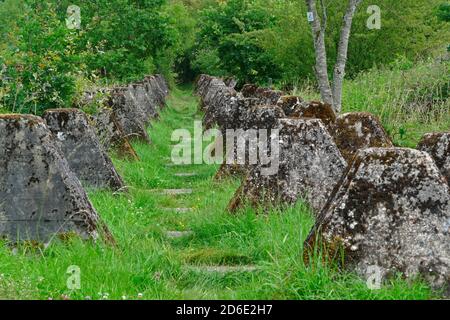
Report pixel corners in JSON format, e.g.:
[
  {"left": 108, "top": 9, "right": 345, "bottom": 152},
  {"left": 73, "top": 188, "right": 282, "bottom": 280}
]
[
  {"left": 90, "top": 107, "right": 140, "bottom": 161},
  {"left": 195, "top": 74, "right": 214, "bottom": 98},
  {"left": 332, "top": 112, "right": 393, "bottom": 163},
  {"left": 109, "top": 87, "right": 152, "bottom": 144},
  {"left": 417, "top": 132, "right": 450, "bottom": 185},
  {"left": 43, "top": 109, "right": 125, "bottom": 191},
  {"left": 76, "top": 74, "right": 167, "bottom": 157},
  {"left": 0, "top": 114, "right": 107, "bottom": 242},
  {"left": 228, "top": 118, "right": 347, "bottom": 214},
  {"left": 202, "top": 81, "right": 238, "bottom": 130},
  {"left": 214, "top": 162, "right": 248, "bottom": 181},
  {"left": 143, "top": 75, "right": 167, "bottom": 109},
  {"left": 240, "top": 84, "right": 259, "bottom": 98},
  {"left": 241, "top": 104, "right": 286, "bottom": 130},
  {"left": 289, "top": 101, "right": 336, "bottom": 130},
  {"left": 223, "top": 77, "right": 238, "bottom": 89},
  {"left": 241, "top": 84, "right": 284, "bottom": 105},
  {"left": 235, "top": 98, "right": 261, "bottom": 128},
  {"left": 276, "top": 96, "right": 304, "bottom": 117},
  {"left": 154, "top": 74, "right": 170, "bottom": 98},
  {"left": 199, "top": 77, "right": 229, "bottom": 113},
  {"left": 128, "top": 82, "right": 159, "bottom": 122},
  {"left": 215, "top": 103, "right": 285, "bottom": 181},
  {"left": 304, "top": 148, "right": 450, "bottom": 294},
  {"left": 197, "top": 75, "right": 236, "bottom": 99}
]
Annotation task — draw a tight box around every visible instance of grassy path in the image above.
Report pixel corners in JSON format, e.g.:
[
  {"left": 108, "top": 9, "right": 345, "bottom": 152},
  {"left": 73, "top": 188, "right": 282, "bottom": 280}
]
[{"left": 0, "top": 87, "right": 433, "bottom": 300}]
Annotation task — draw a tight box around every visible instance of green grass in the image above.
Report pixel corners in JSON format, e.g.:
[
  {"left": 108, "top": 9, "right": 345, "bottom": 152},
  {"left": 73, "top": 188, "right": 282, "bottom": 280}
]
[{"left": 0, "top": 85, "right": 438, "bottom": 300}]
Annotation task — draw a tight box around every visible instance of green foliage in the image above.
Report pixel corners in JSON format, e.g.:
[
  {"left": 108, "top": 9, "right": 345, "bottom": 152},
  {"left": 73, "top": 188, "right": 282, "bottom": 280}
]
[
  {"left": 0, "top": 0, "right": 26, "bottom": 40},
  {"left": 191, "top": 0, "right": 281, "bottom": 84},
  {"left": 162, "top": 0, "right": 198, "bottom": 83},
  {"left": 1, "top": 0, "right": 448, "bottom": 112},
  {"left": 436, "top": 3, "right": 450, "bottom": 21},
  {"left": 186, "top": 0, "right": 450, "bottom": 86},
  {"left": 0, "top": 2, "right": 81, "bottom": 114},
  {"left": 345, "top": 0, "right": 449, "bottom": 76},
  {"left": 0, "top": 1, "right": 448, "bottom": 301},
  {"left": 0, "top": 0, "right": 197, "bottom": 114},
  {"left": 49, "top": 0, "right": 178, "bottom": 82}
]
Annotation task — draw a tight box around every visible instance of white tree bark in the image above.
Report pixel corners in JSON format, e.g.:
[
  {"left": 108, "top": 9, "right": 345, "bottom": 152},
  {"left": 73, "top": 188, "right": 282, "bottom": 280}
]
[
  {"left": 305, "top": 0, "right": 333, "bottom": 106},
  {"left": 332, "top": 0, "right": 362, "bottom": 113}
]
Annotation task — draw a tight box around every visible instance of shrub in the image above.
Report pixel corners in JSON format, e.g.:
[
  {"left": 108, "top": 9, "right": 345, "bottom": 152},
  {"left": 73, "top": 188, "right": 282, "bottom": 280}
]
[
  {"left": 436, "top": 3, "right": 450, "bottom": 22},
  {"left": 0, "top": 0, "right": 190, "bottom": 114},
  {"left": 192, "top": 0, "right": 280, "bottom": 85},
  {"left": 0, "top": 2, "right": 81, "bottom": 114}
]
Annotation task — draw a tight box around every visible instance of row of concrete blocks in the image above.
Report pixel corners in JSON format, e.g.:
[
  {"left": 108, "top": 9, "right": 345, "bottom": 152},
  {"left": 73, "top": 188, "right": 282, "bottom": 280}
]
[
  {"left": 87, "top": 74, "right": 169, "bottom": 157},
  {"left": 0, "top": 74, "right": 169, "bottom": 244},
  {"left": 196, "top": 74, "right": 450, "bottom": 295}
]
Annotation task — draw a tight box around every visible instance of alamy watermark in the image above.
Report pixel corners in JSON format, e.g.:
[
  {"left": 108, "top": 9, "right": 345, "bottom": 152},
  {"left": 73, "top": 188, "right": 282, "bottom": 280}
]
[
  {"left": 366, "top": 265, "right": 382, "bottom": 290},
  {"left": 171, "top": 121, "right": 280, "bottom": 176},
  {"left": 66, "top": 265, "right": 81, "bottom": 290},
  {"left": 367, "top": 5, "right": 381, "bottom": 30},
  {"left": 306, "top": 4, "right": 382, "bottom": 30},
  {"left": 66, "top": 5, "right": 81, "bottom": 30}
]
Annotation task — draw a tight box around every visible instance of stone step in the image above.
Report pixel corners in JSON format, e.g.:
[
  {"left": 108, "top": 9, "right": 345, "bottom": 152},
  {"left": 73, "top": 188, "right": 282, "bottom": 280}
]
[
  {"left": 160, "top": 189, "right": 193, "bottom": 196},
  {"left": 186, "top": 265, "right": 259, "bottom": 274},
  {"left": 165, "top": 230, "right": 194, "bottom": 239},
  {"left": 147, "top": 188, "right": 193, "bottom": 195},
  {"left": 174, "top": 172, "right": 197, "bottom": 177},
  {"left": 160, "top": 207, "right": 193, "bottom": 213}
]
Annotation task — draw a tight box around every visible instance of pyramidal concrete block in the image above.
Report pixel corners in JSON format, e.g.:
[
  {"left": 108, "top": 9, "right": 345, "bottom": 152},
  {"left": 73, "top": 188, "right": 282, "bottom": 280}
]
[
  {"left": 0, "top": 114, "right": 108, "bottom": 242},
  {"left": 43, "top": 109, "right": 125, "bottom": 191}
]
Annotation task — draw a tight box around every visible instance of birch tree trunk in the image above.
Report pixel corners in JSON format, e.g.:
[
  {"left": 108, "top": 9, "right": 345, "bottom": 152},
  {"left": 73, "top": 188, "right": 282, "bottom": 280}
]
[
  {"left": 306, "top": 0, "right": 361, "bottom": 113},
  {"left": 332, "top": 0, "right": 362, "bottom": 113},
  {"left": 305, "top": 0, "right": 333, "bottom": 106}
]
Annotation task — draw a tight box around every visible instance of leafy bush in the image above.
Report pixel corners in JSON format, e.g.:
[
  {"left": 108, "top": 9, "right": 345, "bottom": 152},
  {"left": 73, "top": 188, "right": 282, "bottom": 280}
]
[
  {"left": 293, "top": 57, "right": 449, "bottom": 147},
  {"left": 192, "top": 0, "right": 280, "bottom": 84},
  {"left": 51, "top": 0, "right": 179, "bottom": 82},
  {"left": 0, "top": 2, "right": 81, "bottom": 114},
  {"left": 0, "top": 0, "right": 193, "bottom": 114},
  {"left": 437, "top": 3, "right": 450, "bottom": 22},
  {"left": 1, "top": 0, "right": 449, "bottom": 114}
]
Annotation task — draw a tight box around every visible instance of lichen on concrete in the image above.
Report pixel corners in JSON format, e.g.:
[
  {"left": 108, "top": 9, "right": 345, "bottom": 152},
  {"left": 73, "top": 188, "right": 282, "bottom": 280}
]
[
  {"left": 332, "top": 112, "right": 393, "bottom": 163},
  {"left": 0, "top": 114, "right": 108, "bottom": 242},
  {"left": 229, "top": 118, "right": 347, "bottom": 215},
  {"left": 43, "top": 109, "right": 125, "bottom": 191},
  {"left": 304, "top": 147, "right": 450, "bottom": 294},
  {"left": 417, "top": 132, "right": 450, "bottom": 185}
]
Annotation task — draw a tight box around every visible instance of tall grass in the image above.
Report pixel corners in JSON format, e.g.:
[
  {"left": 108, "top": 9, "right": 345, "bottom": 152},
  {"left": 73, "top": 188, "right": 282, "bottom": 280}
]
[{"left": 294, "top": 58, "right": 449, "bottom": 147}]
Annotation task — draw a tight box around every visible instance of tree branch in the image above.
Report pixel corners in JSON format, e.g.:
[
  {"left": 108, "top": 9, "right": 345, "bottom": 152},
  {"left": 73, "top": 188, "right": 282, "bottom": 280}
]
[{"left": 319, "top": 0, "right": 328, "bottom": 32}]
